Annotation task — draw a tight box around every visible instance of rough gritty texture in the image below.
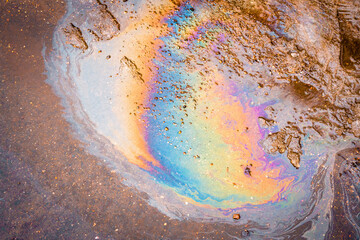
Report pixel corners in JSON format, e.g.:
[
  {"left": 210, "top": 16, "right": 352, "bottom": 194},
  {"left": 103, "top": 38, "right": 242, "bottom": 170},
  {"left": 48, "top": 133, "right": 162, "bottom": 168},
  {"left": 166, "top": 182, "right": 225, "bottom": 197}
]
[
  {"left": 338, "top": 0, "right": 360, "bottom": 74},
  {"left": 0, "top": 0, "right": 359, "bottom": 239}
]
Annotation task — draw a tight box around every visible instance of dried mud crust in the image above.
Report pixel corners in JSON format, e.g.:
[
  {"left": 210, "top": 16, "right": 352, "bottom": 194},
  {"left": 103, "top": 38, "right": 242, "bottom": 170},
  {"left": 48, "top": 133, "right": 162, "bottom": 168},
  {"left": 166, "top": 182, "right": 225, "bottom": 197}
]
[
  {"left": 63, "top": 23, "right": 88, "bottom": 50},
  {"left": 261, "top": 127, "right": 303, "bottom": 169},
  {"left": 337, "top": 0, "right": 360, "bottom": 75},
  {"left": 62, "top": 0, "right": 120, "bottom": 50},
  {"left": 87, "top": 0, "right": 121, "bottom": 41}
]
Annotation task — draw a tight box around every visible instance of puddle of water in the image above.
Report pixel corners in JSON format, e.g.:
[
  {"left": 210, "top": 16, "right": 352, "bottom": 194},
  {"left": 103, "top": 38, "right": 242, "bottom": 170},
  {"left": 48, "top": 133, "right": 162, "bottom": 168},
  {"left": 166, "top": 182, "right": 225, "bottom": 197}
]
[{"left": 45, "top": 0, "right": 359, "bottom": 238}]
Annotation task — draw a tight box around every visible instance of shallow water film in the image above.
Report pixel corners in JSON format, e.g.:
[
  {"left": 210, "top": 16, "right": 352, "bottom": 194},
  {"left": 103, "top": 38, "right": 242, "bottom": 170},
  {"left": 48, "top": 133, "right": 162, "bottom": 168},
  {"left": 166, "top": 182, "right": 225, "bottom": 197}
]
[{"left": 46, "top": 0, "right": 360, "bottom": 238}]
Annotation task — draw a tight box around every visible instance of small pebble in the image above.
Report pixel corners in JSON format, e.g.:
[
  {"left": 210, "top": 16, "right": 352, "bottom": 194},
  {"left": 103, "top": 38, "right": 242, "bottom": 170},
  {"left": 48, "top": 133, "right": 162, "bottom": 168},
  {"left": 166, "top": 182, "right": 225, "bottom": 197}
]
[
  {"left": 351, "top": 120, "right": 360, "bottom": 137},
  {"left": 290, "top": 52, "right": 299, "bottom": 58},
  {"left": 233, "top": 213, "right": 241, "bottom": 220},
  {"left": 242, "top": 229, "right": 250, "bottom": 237}
]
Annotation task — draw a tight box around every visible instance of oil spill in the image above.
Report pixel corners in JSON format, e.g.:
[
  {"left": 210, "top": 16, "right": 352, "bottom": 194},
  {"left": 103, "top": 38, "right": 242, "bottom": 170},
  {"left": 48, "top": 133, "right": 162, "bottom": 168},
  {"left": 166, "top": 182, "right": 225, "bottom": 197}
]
[{"left": 44, "top": 0, "right": 360, "bottom": 238}]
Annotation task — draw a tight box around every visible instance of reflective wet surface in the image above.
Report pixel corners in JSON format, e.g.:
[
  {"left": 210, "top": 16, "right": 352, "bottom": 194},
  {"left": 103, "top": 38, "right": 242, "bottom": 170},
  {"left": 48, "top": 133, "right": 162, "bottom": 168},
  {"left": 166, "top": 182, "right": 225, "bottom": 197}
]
[{"left": 1, "top": 0, "right": 359, "bottom": 239}]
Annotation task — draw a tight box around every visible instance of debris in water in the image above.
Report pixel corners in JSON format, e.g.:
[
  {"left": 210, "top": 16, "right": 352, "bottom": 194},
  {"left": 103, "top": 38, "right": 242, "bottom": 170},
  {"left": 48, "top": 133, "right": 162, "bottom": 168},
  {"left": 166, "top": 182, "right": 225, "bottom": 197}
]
[
  {"left": 244, "top": 166, "right": 252, "bottom": 176},
  {"left": 62, "top": 23, "right": 88, "bottom": 50},
  {"left": 233, "top": 213, "right": 241, "bottom": 220}
]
